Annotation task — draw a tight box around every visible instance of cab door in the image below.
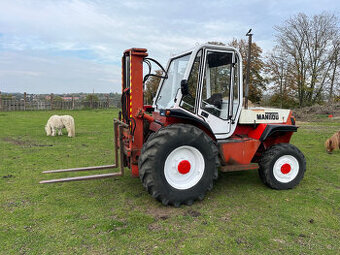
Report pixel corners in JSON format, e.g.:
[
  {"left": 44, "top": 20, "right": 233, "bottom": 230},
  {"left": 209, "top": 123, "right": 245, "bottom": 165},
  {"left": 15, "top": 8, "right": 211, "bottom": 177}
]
[{"left": 198, "top": 49, "right": 235, "bottom": 139}]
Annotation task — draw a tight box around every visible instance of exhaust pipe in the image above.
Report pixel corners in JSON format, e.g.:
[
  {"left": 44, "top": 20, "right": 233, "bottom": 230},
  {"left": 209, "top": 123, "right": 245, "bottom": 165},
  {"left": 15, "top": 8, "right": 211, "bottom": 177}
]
[{"left": 245, "top": 29, "right": 253, "bottom": 109}]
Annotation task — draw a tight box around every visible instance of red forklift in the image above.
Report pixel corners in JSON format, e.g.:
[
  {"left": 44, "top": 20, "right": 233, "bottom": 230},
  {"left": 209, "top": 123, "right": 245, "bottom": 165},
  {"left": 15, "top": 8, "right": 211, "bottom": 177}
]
[{"left": 41, "top": 44, "right": 306, "bottom": 207}]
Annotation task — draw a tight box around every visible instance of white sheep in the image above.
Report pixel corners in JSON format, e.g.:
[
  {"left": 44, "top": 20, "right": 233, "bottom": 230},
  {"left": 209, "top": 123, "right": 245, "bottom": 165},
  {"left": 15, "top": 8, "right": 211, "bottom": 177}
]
[{"left": 45, "top": 115, "right": 75, "bottom": 137}]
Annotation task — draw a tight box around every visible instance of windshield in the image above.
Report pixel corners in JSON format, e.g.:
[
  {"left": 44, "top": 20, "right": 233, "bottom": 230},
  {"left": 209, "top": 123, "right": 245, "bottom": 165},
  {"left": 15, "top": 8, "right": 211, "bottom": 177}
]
[{"left": 155, "top": 54, "right": 190, "bottom": 109}]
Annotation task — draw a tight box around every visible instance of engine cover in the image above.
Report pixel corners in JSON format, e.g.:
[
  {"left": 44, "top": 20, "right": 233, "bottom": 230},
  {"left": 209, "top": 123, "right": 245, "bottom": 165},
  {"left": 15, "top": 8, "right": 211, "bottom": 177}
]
[{"left": 239, "top": 107, "right": 291, "bottom": 124}]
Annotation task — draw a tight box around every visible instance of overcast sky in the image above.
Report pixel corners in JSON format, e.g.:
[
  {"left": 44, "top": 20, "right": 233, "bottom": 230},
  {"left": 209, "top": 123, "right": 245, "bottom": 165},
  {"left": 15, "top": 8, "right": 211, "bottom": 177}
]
[{"left": 0, "top": 0, "right": 339, "bottom": 94}]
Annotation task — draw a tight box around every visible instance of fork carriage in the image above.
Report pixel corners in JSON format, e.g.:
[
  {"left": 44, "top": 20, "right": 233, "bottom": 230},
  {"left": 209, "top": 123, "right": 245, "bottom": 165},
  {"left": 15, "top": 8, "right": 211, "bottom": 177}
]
[{"left": 40, "top": 119, "right": 128, "bottom": 183}]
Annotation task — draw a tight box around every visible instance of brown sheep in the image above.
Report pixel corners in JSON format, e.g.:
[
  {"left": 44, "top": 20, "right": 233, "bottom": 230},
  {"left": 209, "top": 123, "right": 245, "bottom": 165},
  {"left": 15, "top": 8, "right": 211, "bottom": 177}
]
[{"left": 325, "top": 131, "right": 340, "bottom": 153}]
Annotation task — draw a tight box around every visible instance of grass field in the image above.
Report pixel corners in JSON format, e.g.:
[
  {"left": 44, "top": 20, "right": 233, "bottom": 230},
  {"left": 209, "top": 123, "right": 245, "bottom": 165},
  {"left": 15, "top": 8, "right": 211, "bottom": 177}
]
[{"left": 0, "top": 109, "right": 339, "bottom": 255}]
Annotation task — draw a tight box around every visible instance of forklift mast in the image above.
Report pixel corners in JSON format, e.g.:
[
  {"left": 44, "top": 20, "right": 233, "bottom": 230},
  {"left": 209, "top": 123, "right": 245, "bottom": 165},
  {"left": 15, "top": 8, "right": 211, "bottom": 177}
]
[{"left": 121, "top": 48, "right": 148, "bottom": 177}]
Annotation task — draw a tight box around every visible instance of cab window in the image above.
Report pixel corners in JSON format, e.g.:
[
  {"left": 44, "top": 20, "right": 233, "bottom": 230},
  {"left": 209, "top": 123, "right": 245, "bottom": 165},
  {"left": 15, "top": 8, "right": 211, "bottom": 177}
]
[
  {"left": 180, "top": 50, "right": 202, "bottom": 113},
  {"left": 201, "top": 51, "right": 232, "bottom": 119}
]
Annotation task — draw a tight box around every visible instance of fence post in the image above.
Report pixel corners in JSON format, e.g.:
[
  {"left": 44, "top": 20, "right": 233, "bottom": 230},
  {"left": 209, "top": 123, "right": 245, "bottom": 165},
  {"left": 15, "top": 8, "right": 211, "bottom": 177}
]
[
  {"left": 0, "top": 91, "right": 2, "bottom": 111},
  {"left": 90, "top": 95, "right": 93, "bottom": 109},
  {"left": 24, "top": 92, "right": 27, "bottom": 111},
  {"left": 72, "top": 96, "right": 75, "bottom": 110},
  {"left": 51, "top": 93, "right": 54, "bottom": 110},
  {"left": 106, "top": 94, "right": 109, "bottom": 109}
]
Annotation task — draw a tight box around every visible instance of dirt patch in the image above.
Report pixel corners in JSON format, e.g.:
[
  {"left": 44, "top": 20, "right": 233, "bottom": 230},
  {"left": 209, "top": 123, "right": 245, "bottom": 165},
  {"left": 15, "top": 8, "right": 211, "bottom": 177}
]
[
  {"left": 3, "top": 137, "right": 27, "bottom": 146},
  {"left": 185, "top": 209, "right": 201, "bottom": 217},
  {"left": 293, "top": 103, "right": 340, "bottom": 121},
  {"left": 2, "top": 174, "right": 14, "bottom": 179},
  {"left": 145, "top": 206, "right": 180, "bottom": 220},
  {"left": 220, "top": 212, "right": 232, "bottom": 222},
  {"left": 5, "top": 199, "right": 30, "bottom": 209},
  {"left": 296, "top": 234, "right": 310, "bottom": 247},
  {"left": 2, "top": 137, "right": 53, "bottom": 147},
  {"left": 235, "top": 237, "right": 251, "bottom": 247},
  {"left": 145, "top": 206, "right": 202, "bottom": 220},
  {"left": 148, "top": 222, "right": 163, "bottom": 232}
]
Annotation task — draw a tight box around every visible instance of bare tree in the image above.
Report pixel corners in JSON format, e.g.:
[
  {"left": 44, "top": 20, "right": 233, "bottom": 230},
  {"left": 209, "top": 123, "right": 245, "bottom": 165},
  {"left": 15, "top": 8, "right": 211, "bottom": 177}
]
[
  {"left": 266, "top": 48, "right": 297, "bottom": 108},
  {"left": 273, "top": 12, "right": 339, "bottom": 106},
  {"left": 328, "top": 36, "right": 340, "bottom": 102}
]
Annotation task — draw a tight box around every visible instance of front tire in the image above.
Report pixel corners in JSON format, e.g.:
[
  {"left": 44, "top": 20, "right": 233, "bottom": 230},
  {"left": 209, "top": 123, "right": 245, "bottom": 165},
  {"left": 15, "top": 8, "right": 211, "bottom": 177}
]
[
  {"left": 138, "top": 124, "right": 219, "bottom": 207},
  {"left": 259, "top": 143, "right": 306, "bottom": 190}
]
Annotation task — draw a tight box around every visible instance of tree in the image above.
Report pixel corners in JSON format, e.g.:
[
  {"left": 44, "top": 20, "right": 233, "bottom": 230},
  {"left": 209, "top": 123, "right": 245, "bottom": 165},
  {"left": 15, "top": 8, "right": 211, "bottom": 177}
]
[
  {"left": 83, "top": 94, "right": 99, "bottom": 109},
  {"left": 328, "top": 36, "right": 340, "bottom": 102},
  {"left": 53, "top": 96, "right": 63, "bottom": 102},
  {"left": 84, "top": 94, "right": 99, "bottom": 102},
  {"left": 144, "top": 70, "right": 163, "bottom": 105},
  {"left": 273, "top": 12, "right": 340, "bottom": 106},
  {"left": 1, "top": 94, "right": 12, "bottom": 100},
  {"left": 228, "top": 39, "right": 267, "bottom": 103},
  {"left": 265, "top": 48, "right": 297, "bottom": 108}
]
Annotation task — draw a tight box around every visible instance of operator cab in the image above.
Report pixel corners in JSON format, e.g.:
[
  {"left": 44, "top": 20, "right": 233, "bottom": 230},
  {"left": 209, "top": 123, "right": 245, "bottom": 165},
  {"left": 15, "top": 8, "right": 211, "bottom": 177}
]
[{"left": 154, "top": 44, "right": 243, "bottom": 140}]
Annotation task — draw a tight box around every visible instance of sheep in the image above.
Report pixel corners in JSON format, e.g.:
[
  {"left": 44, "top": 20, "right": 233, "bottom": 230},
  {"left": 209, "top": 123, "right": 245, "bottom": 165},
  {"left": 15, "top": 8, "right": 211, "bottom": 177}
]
[{"left": 45, "top": 115, "right": 75, "bottom": 137}]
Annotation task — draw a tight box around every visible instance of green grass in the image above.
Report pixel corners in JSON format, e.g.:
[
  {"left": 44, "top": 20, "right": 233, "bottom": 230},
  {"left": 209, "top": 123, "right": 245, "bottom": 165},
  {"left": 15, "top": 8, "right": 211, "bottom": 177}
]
[{"left": 0, "top": 109, "right": 339, "bottom": 255}]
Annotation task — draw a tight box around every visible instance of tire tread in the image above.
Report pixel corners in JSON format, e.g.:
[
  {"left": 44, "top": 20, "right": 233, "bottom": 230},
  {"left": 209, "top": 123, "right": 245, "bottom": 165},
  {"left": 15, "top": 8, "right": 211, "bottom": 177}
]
[
  {"left": 259, "top": 143, "right": 306, "bottom": 190},
  {"left": 138, "top": 124, "right": 219, "bottom": 206}
]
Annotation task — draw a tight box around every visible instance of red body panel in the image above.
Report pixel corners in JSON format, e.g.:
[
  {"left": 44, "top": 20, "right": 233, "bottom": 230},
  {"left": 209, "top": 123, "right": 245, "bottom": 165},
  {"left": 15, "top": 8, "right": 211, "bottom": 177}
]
[
  {"left": 248, "top": 124, "right": 267, "bottom": 140},
  {"left": 220, "top": 138, "right": 261, "bottom": 165}
]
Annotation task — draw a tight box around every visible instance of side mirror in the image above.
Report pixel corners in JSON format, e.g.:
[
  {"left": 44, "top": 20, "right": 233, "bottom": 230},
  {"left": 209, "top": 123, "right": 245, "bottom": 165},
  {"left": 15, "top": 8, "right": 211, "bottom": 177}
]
[{"left": 181, "top": 79, "right": 189, "bottom": 96}]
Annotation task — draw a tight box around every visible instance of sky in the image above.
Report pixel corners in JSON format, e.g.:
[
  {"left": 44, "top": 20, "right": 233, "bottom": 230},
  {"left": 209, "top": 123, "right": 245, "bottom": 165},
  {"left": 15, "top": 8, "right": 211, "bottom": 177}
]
[{"left": 0, "top": 0, "right": 339, "bottom": 94}]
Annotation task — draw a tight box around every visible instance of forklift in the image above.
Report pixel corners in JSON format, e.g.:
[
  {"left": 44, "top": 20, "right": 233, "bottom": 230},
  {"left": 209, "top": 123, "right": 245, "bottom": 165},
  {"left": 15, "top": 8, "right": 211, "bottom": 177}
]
[{"left": 41, "top": 44, "right": 306, "bottom": 207}]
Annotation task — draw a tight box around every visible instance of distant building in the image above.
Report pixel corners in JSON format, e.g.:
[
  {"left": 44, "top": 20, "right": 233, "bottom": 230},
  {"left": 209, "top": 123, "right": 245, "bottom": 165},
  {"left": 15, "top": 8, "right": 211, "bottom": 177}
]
[{"left": 62, "top": 97, "right": 80, "bottom": 101}]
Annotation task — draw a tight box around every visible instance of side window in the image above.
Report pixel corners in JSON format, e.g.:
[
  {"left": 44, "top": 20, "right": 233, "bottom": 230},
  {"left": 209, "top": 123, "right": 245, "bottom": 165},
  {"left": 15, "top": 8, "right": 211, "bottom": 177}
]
[
  {"left": 180, "top": 50, "right": 202, "bottom": 112},
  {"left": 156, "top": 54, "right": 190, "bottom": 109},
  {"left": 201, "top": 51, "right": 232, "bottom": 119}
]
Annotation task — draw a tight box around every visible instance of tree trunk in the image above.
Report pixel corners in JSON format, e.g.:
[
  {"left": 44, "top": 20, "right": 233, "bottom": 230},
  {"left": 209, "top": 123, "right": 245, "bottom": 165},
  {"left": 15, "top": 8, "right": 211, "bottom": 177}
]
[{"left": 329, "top": 53, "right": 338, "bottom": 103}]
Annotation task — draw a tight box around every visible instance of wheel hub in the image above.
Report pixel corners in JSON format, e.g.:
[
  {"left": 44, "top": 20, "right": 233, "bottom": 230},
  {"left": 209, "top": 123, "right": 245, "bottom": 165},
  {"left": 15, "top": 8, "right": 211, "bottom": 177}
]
[
  {"left": 280, "top": 163, "right": 291, "bottom": 174},
  {"left": 273, "top": 155, "right": 299, "bottom": 183},
  {"left": 164, "top": 145, "right": 205, "bottom": 190},
  {"left": 178, "top": 160, "right": 191, "bottom": 174}
]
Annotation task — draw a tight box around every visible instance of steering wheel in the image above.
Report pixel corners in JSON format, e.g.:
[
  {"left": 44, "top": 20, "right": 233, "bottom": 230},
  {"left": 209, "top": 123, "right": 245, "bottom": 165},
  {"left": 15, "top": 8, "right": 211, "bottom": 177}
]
[{"left": 205, "top": 93, "right": 222, "bottom": 109}]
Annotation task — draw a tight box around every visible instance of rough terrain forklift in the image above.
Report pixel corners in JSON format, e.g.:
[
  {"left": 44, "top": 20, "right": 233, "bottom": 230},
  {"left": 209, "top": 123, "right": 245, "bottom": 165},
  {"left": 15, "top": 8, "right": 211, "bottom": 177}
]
[{"left": 41, "top": 44, "right": 306, "bottom": 207}]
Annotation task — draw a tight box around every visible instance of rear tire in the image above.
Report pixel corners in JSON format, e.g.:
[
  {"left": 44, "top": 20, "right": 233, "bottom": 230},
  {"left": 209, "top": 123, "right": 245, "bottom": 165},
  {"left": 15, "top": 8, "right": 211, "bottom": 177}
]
[
  {"left": 138, "top": 124, "right": 219, "bottom": 207},
  {"left": 258, "top": 143, "right": 306, "bottom": 190}
]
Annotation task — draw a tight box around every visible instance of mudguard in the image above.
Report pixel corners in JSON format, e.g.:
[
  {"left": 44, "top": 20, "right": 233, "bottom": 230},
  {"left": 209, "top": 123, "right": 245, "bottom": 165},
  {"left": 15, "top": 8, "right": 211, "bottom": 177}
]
[{"left": 260, "top": 125, "right": 298, "bottom": 142}]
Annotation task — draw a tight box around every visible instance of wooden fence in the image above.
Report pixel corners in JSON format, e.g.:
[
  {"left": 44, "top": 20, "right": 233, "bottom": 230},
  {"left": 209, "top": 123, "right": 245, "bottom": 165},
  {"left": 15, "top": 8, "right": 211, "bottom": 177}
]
[{"left": 0, "top": 99, "right": 120, "bottom": 111}]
